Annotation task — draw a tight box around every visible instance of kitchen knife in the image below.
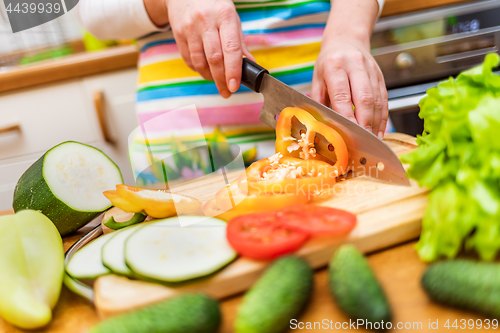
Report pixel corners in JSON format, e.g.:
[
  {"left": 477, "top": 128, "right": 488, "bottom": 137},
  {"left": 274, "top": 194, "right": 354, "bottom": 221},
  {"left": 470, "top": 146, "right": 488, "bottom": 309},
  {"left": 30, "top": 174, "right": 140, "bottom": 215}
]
[{"left": 241, "top": 58, "right": 410, "bottom": 186}]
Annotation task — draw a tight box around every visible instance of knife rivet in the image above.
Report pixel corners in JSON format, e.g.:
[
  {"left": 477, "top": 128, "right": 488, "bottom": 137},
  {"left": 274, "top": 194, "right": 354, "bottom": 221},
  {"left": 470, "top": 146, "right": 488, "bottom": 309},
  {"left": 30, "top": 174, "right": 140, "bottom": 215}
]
[
  {"left": 359, "top": 157, "right": 367, "bottom": 165},
  {"left": 377, "top": 162, "right": 385, "bottom": 171},
  {"left": 328, "top": 144, "right": 335, "bottom": 152}
]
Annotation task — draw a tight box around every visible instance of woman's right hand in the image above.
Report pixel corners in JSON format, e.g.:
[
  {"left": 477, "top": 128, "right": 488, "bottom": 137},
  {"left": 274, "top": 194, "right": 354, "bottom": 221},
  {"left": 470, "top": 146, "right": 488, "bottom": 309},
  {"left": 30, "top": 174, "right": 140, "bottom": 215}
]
[{"left": 150, "top": 0, "right": 253, "bottom": 98}]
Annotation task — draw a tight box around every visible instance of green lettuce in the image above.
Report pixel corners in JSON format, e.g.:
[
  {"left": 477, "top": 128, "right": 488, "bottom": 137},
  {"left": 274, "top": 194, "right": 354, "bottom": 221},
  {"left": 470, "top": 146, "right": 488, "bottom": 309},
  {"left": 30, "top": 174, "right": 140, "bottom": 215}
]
[{"left": 401, "top": 53, "right": 500, "bottom": 261}]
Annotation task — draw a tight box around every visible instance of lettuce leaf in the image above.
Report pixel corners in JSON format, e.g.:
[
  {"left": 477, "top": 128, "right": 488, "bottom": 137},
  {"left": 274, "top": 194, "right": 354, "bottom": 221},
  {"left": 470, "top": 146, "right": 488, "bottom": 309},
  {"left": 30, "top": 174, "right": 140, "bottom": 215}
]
[{"left": 402, "top": 53, "right": 500, "bottom": 261}]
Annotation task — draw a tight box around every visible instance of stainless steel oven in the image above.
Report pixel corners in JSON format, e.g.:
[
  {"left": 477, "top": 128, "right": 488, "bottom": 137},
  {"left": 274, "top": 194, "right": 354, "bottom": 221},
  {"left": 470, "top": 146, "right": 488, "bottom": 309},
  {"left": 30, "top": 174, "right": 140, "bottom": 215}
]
[{"left": 372, "top": 0, "right": 500, "bottom": 136}]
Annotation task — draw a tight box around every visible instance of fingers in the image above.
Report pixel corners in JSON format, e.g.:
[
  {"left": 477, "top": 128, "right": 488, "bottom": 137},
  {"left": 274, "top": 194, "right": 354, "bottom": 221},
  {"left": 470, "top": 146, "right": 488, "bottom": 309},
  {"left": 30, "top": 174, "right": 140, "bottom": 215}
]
[
  {"left": 240, "top": 30, "right": 255, "bottom": 61},
  {"left": 203, "top": 29, "right": 231, "bottom": 98},
  {"left": 377, "top": 73, "right": 389, "bottom": 138},
  {"left": 187, "top": 34, "right": 213, "bottom": 81},
  {"left": 175, "top": 32, "right": 194, "bottom": 71},
  {"left": 220, "top": 16, "right": 243, "bottom": 93},
  {"left": 368, "top": 63, "right": 383, "bottom": 138},
  {"left": 324, "top": 68, "right": 357, "bottom": 123},
  {"left": 349, "top": 67, "right": 374, "bottom": 133},
  {"left": 311, "top": 68, "right": 329, "bottom": 106}
]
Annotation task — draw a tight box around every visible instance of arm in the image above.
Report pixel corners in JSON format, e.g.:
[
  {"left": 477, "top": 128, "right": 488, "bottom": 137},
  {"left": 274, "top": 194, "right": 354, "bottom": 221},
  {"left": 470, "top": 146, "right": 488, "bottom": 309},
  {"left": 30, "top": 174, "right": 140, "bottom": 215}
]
[
  {"left": 311, "top": 0, "right": 388, "bottom": 138},
  {"left": 77, "top": 0, "right": 166, "bottom": 40}
]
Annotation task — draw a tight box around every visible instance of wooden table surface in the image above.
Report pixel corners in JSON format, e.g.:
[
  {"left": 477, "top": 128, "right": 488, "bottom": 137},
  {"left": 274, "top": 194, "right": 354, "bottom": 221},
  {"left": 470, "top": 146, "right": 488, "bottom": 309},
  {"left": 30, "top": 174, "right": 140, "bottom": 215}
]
[{"left": 0, "top": 209, "right": 490, "bottom": 333}]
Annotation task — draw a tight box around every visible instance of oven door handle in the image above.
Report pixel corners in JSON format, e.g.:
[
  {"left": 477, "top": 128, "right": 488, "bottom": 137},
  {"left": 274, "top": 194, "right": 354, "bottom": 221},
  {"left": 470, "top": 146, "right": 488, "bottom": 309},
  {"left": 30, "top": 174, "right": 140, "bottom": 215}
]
[{"left": 388, "top": 93, "right": 426, "bottom": 113}]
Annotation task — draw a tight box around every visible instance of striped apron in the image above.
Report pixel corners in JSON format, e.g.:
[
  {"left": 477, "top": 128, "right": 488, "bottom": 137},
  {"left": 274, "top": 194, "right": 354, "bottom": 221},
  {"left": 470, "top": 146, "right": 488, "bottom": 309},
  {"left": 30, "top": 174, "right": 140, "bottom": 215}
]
[{"left": 130, "top": 0, "right": 332, "bottom": 186}]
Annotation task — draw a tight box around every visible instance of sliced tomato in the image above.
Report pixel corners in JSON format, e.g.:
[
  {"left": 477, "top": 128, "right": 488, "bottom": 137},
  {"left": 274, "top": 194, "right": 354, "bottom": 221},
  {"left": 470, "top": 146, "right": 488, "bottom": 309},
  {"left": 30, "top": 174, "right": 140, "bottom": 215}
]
[
  {"left": 276, "top": 205, "right": 357, "bottom": 236},
  {"left": 227, "top": 212, "right": 309, "bottom": 260}
]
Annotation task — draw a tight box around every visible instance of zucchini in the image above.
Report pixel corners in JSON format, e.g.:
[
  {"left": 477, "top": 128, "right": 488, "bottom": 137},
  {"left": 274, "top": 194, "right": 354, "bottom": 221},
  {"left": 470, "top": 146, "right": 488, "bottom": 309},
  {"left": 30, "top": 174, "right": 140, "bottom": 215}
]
[
  {"left": 125, "top": 216, "right": 237, "bottom": 282},
  {"left": 13, "top": 141, "right": 123, "bottom": 236},
  {"left": 102, "top": 207, "right": 147, "bottom": 231},
  {"left": 66, "top": 232, "right": 114, "bottom": 279},
  {"left": 101, "top": 224, "right": 146, "bottom": 276}
]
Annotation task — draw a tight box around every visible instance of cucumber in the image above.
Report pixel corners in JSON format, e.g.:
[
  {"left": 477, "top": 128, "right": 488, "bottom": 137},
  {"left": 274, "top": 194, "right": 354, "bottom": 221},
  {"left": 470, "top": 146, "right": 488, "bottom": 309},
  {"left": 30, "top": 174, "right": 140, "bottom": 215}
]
[
  {"left": 13, "top": 141, "right": 123, "bottom": 236},
  {"left": 102, "top": 207, "right": 147, "bottom": 230},
  {"left": 101, "top": 224, "right": 146, "bottom": 276},
  {"left": 328, "top": 245, "right": 391, "bottom": 325},
  {"left": 89, "top": 293, "right": 221, "bottom": 333},
  {"left": 235, "top": 256, "right": 313, "bottom": 333},
  {"left": 125, "top": 216, "right": 237, "bottom": 282},
  {"left": 66, "top": 232, "right": 115, "bottom": 279},
  {"left": 422, "top": 259, "right": 500, "bottom": 318}
]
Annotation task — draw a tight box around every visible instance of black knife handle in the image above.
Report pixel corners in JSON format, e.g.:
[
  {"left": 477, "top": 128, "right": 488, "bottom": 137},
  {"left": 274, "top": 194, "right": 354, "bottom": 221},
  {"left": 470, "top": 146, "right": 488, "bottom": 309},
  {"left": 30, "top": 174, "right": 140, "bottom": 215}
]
[{"left": 241, "top": 58, "right": 269, "bottom": 93}]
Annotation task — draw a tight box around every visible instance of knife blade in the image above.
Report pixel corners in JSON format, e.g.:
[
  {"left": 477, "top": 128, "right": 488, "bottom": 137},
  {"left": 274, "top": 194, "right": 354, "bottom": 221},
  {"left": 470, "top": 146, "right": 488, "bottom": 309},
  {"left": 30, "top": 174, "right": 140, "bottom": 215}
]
[{"left": 241, "top": 58, "right": 410, "bottom": 186}]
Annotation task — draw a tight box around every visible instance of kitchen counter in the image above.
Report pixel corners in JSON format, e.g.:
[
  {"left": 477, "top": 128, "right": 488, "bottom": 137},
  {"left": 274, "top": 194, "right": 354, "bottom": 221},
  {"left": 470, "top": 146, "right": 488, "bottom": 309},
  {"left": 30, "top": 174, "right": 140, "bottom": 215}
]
[
  {"left": 0, "top": 209, "right": 489, "bottom": 333},
  {"left": 0, "top": 0, "right": 471, "bottom": 94}
]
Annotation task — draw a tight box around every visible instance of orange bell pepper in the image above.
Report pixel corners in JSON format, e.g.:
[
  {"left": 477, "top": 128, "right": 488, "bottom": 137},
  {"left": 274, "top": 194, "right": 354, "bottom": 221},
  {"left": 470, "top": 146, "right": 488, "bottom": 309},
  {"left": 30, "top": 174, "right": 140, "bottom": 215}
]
[
  {"left": 275, "top": 107, "right": 348, "bottom": 175},
  {"left": 103, "top": 185, "right": 203, "bottom": 218},
  {"left": 203, "top": 176, "right": 309, "bottom": 222},
  {"left": 240, "top": 155, "right": 337, "bottom": 196}
]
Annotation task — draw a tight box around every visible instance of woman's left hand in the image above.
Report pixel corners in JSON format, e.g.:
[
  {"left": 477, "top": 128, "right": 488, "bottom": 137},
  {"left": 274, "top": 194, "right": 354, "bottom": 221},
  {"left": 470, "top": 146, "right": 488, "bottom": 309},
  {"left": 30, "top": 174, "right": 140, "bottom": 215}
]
[
  {"left": 311, "top": 38, "right": 388, "bottom": 139},
  {"left": 311, "top": 0, "right": 388, "bottom": 139}
]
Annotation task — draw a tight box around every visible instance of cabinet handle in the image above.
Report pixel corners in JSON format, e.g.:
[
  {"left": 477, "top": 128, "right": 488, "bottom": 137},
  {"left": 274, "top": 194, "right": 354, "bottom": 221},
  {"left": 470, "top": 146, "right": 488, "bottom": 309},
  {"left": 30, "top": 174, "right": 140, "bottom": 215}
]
[
  {"left": 93, "top": 91, "right": 115, "bottom": 145},
  {"left": 0, "top": 122, "right": 21, "bottom": 135}
]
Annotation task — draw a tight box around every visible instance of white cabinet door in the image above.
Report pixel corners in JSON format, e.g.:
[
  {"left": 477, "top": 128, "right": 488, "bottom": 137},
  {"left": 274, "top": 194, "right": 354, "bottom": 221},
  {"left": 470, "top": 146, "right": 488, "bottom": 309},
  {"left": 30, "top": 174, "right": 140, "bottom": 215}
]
[
  {"left": 0, "top": 79, "right": 100, "bottom": 161},
  {"left": 0, "top": 153, "right": 40, "bottom": 211},
  {"left": 80, "top": 68, "right": 139, "bottom": 185}
]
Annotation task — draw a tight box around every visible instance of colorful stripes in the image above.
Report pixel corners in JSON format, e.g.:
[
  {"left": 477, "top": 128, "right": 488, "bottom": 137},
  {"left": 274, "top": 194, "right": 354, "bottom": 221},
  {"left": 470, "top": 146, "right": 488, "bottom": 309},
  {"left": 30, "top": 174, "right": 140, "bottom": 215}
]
[
  {"left": 130, "top": 0, "right": 330, "bottom": 174},
  {"left": 138, "top": 42, "right": 320, "bottom": 86}
]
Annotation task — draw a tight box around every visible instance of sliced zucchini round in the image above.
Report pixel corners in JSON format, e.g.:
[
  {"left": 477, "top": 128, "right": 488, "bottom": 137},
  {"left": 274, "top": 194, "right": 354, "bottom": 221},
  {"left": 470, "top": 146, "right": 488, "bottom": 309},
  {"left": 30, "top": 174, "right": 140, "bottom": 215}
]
[
  {"left": 125, "top": 216, "right": 236, "bottom": 282},
  {"left": 13, "top": 141, "right": 123, "bottom": 236},
  {"left": 66, "top": 232, "right": 115, "bottom": 279},
  {"left": 101, "top": 224, "right": 147, "bottom": 276}
]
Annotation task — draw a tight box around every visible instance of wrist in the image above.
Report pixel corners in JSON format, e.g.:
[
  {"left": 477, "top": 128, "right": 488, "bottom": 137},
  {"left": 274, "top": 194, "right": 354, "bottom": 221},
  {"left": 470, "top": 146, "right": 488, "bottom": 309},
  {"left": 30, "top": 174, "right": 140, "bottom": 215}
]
[
  {"left": 323, "top": 0, "right": 378, "bottom": 50},
  {"left": 144, "top": 0, "right": 169, "bottom": 28},
  {"left": 322, "top": 26, "right": 372, "bottom": 50}
]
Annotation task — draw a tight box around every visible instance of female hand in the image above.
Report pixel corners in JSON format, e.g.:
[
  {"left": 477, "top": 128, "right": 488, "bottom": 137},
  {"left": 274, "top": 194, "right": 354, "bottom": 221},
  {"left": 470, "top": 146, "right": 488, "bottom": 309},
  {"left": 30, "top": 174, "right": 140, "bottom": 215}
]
[
  {"left": 166, "top": 0, "right": 253, "bottom": 98},
  {"left": 310, "top": 0, "right": 388, "bottom": 138},
  {"left": 311, "top": 38, "right": 388, "bottom": 138}
]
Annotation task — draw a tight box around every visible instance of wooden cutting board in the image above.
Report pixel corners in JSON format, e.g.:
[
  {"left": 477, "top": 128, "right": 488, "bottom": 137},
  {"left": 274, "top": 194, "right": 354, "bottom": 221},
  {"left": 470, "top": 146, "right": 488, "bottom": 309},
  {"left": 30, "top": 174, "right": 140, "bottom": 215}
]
[{"left": 94, "top": 133, "right": 430, "bottom": 317}]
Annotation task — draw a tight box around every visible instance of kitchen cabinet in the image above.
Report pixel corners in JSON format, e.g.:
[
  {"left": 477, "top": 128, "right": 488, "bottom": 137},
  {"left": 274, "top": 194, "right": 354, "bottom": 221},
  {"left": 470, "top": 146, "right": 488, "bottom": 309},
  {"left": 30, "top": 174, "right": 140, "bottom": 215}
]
[
  {"left": 0, "top": 69, "right": 138, "bottom": 211},
  {"left": 80, "top": 68, "right": 138, "bottom": 186}
]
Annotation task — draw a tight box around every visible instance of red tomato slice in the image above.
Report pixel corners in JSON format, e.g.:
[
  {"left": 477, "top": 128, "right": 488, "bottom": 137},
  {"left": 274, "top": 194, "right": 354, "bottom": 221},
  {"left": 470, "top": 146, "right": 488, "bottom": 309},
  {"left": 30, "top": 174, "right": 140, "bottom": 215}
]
[
  {"left": 276, "top": 205, "right": 357, "bottom": 236},
  {"left": 227, "top": 212, "right": 309, "bottom": 260}
]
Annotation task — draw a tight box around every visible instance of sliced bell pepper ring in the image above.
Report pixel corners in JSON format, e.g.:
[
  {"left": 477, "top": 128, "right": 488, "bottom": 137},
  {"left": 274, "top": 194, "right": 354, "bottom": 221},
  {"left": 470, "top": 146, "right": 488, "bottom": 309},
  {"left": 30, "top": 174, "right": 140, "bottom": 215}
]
[
  {"left": 203, "top": 176, "right": 310, "bottom": 222},
  {"left": 239, "top": 155, "right": 337, "bottom": 196},
  {"left": 217, "top": 180, "right": 310, "bottom": 213},
  {"left": 275, "top": 107, "right": 349, "bottom": 174},
  {"left": 103, "top": 184, "right": 203, "bottom": 218}
]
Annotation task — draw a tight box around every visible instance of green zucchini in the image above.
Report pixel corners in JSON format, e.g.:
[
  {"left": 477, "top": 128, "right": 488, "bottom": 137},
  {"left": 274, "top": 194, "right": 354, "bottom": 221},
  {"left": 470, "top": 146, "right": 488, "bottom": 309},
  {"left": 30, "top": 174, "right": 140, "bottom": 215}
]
[
  {"left": 66, "top": 232, "right": 115, "bottom": 280},
  {"left": 125, "top": 216, "right": 237, "bottom": 282},
  {"left": 13, "top": 141, "right": 123, "bottom": 236},
  {"left": 101, "top": 224, "right": 146, "bottom": 276}
]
